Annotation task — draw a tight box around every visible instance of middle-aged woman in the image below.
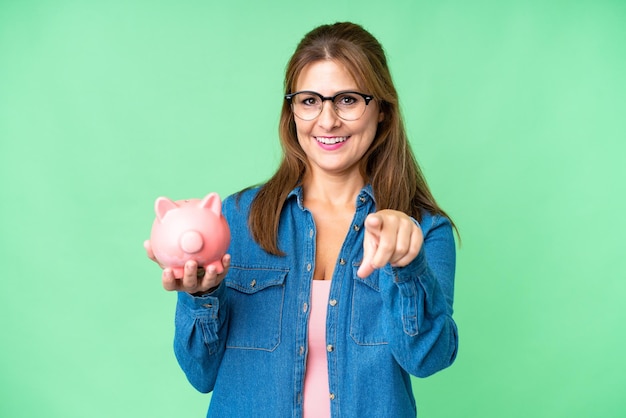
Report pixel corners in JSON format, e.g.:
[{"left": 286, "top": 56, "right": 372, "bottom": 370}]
[{"left": 153, "top": 21, "right": 459, "bottom": 417}]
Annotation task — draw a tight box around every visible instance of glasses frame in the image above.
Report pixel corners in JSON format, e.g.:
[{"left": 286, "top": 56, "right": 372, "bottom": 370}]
[{"left": 285, "top": 90, "right": 374, "bottom": 121}]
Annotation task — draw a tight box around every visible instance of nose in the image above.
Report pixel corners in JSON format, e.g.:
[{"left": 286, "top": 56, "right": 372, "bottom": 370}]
[
  {"left": 180, "top": 230, "right": 204, "bottom": 254},
  {"left": 316, "top": 100, "right": 341, "bottom": 130}
]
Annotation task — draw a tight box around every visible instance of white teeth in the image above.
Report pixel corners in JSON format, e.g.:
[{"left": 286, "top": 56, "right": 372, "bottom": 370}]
[{"left": 315, "top": 136, "right": 348, "bottom": 145}]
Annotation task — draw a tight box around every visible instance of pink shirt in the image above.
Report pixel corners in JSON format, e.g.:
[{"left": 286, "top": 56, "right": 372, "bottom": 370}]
[{"left": 303, "top": 280, "right": 332, "bottom": 418}]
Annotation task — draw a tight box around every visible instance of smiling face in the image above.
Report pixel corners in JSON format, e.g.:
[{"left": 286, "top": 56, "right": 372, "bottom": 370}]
[{"left": 293, "top": 59, "right": 383, "bottom": 182}]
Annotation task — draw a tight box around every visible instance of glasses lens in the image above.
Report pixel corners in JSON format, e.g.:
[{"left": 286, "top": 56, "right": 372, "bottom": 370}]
[
  {"left": 291, "top": 92, "right": 322, "bottom": 120},
  {"left": 333, "top": 93, "right": 366, "bottom": 121}
]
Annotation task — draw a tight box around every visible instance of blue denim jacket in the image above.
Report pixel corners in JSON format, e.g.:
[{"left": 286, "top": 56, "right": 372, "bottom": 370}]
[{"left": 174, "top": 185, "right": 458, "bottom": 417}]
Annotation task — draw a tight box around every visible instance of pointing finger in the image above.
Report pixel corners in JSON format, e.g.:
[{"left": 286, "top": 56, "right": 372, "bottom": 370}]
[
  {"left": 357, "top": 234, "right": 377, "bottom": 278},
  {"left": 358, "top": 214, "right": 383, "bottom": 278}
]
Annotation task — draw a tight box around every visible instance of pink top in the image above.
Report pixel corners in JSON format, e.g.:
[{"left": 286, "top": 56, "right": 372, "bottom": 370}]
[{"left": 303, "top": 280, "right": 332, "bottom": 418}]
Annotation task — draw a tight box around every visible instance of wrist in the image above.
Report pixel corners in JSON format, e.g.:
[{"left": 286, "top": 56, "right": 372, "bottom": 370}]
[{"left": 189, "top": 283, "right": 221, "bottom": 297}]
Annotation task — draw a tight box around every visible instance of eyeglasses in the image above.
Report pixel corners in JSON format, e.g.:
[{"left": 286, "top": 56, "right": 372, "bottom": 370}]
[{"left": 285, "top": 90, "right": 374, "bottom": 121}]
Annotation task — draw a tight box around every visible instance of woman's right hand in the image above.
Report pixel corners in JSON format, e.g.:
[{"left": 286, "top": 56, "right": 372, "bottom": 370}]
[
  {"left": 161, "top": 255, "right": 231, "bottom": 295},
  {"left": 145, "top": 240, "right": 230, "bottom": 294}
]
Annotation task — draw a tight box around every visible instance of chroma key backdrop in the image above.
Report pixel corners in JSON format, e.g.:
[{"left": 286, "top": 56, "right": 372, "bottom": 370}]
[{"left": 1, "top": 1, "right": 625, "bottom": 417}]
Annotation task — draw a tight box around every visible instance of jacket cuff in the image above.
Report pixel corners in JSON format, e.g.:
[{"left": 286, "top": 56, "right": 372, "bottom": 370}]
[
  {"left": 177, "top": 282, "right": 225, "bottom": 317},
  {"left": 384, "top": 244, "right": 428, "bottom": 284}
]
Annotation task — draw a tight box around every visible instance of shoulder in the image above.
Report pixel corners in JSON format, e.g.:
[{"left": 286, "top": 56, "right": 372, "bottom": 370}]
[
  {"left": 222, "top": 185, "right": 262, "bottom": 214},
  {"left": 222, "top": 183, "right": 301, "bottom": 216},
  {"left": 220, "top": 187, "right": 262, "bottom": 231},
  {"left": 418, "top": 210, "right": 454, "bottom": 241}
]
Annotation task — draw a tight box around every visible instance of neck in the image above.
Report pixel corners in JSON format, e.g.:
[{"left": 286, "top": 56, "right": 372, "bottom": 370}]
[{"left": 302, "top": 170, "right": 365, "bottom": 207}]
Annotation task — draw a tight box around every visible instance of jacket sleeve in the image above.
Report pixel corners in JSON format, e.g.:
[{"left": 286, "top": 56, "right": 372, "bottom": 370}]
[
  {"left": 379, "top": 214, "right": 458, "bottom": 378},
  {"left": 173, "top": 282, "right": 229, "bottom": 393}
]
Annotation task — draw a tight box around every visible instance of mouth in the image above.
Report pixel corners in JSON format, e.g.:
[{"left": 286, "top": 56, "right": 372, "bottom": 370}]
[{"left": 314, "top": 136, "right": 349, "bottom": 145}]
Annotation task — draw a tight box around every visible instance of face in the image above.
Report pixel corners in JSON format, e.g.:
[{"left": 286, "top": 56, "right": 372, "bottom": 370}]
[{"left": 293, "top": 60, "right": 383, "bottom": 181}]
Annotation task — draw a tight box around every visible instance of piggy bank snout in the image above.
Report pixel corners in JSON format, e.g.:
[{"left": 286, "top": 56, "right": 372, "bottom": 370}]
[{"left": 179, "top": 230, "right": 204, "bottom": 254}]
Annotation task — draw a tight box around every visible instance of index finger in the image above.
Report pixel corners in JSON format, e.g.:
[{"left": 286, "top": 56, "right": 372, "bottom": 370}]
[
  {"left": 357, "top": 236, "right": 377, "bottom": 278},
  {"left": 357, "top": 214, "right": 383, "bottom": 278}
]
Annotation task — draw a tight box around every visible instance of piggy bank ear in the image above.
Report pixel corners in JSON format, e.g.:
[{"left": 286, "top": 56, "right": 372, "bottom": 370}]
[
  {"left": 155, "top": 197, "right": 178, "bottom": 222},
  {"left": 200, "top": 193, "right": 222, "bottom": 215}
]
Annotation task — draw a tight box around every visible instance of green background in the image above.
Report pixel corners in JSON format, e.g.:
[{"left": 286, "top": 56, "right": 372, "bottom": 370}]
[{"left": 1, "top": 0, "right": 625, "bottom": 417}]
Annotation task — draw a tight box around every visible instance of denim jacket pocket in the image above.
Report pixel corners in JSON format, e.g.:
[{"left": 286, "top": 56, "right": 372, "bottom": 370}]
[
  {"left": 350, "top": 266, "right": 388, "bottom": 345},
  {"left": 224, "top": 266, "right": 288, "bottom": 351}
]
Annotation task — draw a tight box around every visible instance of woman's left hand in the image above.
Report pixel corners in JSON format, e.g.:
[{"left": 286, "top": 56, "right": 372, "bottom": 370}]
[{"left": 357, "top": 209, "right": 423, "bottom": 278}]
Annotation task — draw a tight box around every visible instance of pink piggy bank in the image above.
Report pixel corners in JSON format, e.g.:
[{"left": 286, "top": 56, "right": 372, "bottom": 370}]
[{"left": 144, "top": 193, "right": 231, "bottom": 278}]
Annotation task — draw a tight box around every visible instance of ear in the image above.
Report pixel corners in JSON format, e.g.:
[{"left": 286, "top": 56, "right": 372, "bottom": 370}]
[
  {"left": 200, "top": 193, "right": 222, "bottom": 215},
  {"left": 155, "top": 197, "right": 178, "bottom": 222},
  {"left": 378, "top": 110, "right": 384, "bottom": 123}
]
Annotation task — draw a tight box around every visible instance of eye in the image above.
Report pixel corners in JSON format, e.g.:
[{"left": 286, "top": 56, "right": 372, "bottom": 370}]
[
  {"left": 298, "top": 93, "right": 320, "bottom": 107},
  {"left": 336, "top": 93, "right": 359, "bottom": 106}
]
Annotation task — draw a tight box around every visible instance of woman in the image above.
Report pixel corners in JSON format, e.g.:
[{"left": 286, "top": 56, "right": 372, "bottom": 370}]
[{"left": 154, "top": 22, "right": 458, "bottom": 417}]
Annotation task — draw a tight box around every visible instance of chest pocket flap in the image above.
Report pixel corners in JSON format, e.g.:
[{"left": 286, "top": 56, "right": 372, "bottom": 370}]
[
  {"left": 226, "top": 267, "right": 287, "bottom": 294},
  {"left": 225, "top": 267, "right": 288, "bottom": 351}
]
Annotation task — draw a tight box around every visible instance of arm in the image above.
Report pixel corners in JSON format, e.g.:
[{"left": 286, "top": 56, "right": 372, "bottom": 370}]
[
  {"left": 173, "top": 282, "right": 230, "bottom": 393},
  {"left": 359, "top": 211, "right": 458, "bottom": 377},
  {"left": 383, "top": 216, "right": 457, "bottom": 377},
  {"left": 145, "top": 251, "right": 232, "bottom": 393}
]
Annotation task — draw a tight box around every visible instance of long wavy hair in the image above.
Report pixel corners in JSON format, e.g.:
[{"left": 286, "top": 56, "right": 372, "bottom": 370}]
[{"left": 248, "top": 22, "right": 456, "bottom": 255}]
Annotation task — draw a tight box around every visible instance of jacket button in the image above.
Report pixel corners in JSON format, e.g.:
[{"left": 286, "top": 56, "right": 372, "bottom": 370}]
[
  {"left": 329, "top": 299, "right": 337, "bottom": 307},
  {"left": 302, "top": 302, "right": 308, "bottom": 312},
  {"left": 329, "top": 393, "right": 336, "bottom": 400},
  {"left": 327, "top": 344, "right": 334, "bottom": 352}
]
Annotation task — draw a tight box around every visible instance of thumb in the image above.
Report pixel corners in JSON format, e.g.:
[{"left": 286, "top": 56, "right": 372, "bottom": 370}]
[{"left": 144, "top": 240, "right": 156, "bottom": 261}]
